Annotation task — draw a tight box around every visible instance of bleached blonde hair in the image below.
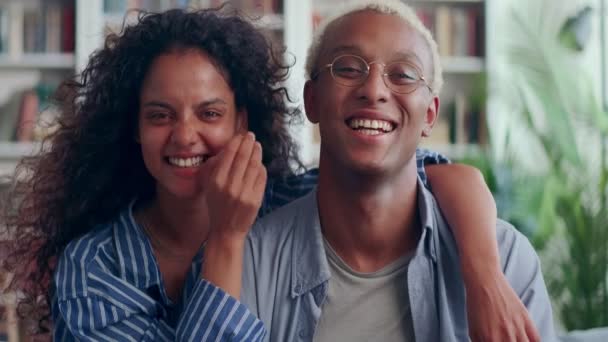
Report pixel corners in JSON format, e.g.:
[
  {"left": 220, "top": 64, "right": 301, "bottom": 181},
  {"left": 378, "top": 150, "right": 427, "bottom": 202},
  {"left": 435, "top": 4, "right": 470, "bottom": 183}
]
[{"left": 305, "top": 0, "right": 443, "bottom": 95}]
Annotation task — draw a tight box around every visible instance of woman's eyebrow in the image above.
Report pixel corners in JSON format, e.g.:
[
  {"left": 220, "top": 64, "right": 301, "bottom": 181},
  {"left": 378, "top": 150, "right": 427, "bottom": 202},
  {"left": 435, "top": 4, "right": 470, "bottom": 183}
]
[
  {"left": 198, "top": 98, "right": 228, "bottom": 107},
  {"left": 141, "top": 101, "right": 172, "bottom": 109}
]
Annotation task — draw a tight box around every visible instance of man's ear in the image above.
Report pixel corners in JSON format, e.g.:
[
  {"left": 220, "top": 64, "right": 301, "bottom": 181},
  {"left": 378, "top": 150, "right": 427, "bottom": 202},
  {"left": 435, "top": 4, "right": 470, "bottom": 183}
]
[
  {"left": 304, "top": 80, "right": 320, "bottom": 124},
  {"left": 236, "top": 108, "right": 249, "bottom": 133},
  {"left": 422, "top": 96, "right": 440, "bottom": 137}
]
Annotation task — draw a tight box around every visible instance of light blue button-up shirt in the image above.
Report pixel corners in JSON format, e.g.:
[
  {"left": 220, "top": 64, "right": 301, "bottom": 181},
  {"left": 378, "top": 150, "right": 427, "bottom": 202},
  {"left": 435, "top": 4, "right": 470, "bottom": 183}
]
[{"left": 241, "top": 179, "right": 557, "bottom": 341}]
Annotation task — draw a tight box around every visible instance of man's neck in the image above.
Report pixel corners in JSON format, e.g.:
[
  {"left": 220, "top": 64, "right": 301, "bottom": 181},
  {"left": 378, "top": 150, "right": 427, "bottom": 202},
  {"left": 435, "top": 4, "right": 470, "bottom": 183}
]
[{"left": 316, "top": 156, "right": 422, "bottom": 273}]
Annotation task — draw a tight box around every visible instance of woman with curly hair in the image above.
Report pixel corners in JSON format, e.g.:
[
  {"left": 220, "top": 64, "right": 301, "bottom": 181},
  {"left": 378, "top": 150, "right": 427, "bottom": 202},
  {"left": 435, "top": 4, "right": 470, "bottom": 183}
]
[{"left": 1, "top": 5, "right": 536, "bottom": 342}]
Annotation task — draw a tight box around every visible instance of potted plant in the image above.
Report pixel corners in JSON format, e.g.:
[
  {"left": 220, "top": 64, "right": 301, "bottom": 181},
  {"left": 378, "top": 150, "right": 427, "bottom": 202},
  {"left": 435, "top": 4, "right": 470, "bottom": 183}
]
[{"left": 488, "top": 0, "right": 608, "bottom": 331}]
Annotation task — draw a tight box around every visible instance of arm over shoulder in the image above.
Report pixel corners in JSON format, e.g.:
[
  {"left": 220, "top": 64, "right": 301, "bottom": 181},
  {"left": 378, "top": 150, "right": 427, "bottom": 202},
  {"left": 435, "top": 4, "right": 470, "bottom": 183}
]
[{"left": 496, "top": 221, "right": 558, "bottom": 341}]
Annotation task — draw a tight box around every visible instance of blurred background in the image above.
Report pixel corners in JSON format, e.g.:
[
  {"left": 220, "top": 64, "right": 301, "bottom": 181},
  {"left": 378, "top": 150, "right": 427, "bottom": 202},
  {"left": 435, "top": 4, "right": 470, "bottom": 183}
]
[{"left": 0, "top": 0, "right": 607, "bottom": 341}]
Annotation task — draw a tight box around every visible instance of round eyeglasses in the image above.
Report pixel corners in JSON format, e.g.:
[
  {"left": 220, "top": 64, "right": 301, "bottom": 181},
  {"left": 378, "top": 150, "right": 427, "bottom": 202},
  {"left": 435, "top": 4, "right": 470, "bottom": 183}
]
[{"left": 311, "top": 54, "right": 432, "bottom": 94}]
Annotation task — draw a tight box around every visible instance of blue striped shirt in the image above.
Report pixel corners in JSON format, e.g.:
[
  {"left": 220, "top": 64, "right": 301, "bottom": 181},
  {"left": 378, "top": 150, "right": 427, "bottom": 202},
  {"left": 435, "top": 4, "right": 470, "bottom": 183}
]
[{"left": 52, "top": 149, "right": 447, "bottom": 341}]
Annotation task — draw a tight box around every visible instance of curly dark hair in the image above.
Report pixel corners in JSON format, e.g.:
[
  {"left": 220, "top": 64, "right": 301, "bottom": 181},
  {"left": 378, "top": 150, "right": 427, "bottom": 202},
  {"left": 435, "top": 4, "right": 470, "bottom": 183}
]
[{"left": 1, "top": 6, "right": 302, "bottom": 333}]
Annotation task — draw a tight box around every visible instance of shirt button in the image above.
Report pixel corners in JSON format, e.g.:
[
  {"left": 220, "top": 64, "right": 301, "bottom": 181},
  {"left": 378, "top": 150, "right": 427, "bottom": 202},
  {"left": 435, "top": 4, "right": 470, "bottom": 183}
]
[
  {"left": 294, "top": 284, "right": 302, "bottom": 293},
  {"left": 298, "top": 330, "right": 307, "bottom": 338}
]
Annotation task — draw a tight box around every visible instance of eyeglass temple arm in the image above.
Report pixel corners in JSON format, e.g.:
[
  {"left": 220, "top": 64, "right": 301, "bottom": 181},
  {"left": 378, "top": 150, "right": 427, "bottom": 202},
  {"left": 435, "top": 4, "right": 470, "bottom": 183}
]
[{"left": 310, "top": 64, "right": 334, "bottom": 80}]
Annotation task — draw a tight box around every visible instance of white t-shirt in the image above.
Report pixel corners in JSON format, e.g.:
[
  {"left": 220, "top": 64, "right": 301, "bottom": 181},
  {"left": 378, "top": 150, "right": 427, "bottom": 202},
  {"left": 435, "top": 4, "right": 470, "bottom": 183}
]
[{"left": 313, "top": 238, "right": 415, "bottom": 342}]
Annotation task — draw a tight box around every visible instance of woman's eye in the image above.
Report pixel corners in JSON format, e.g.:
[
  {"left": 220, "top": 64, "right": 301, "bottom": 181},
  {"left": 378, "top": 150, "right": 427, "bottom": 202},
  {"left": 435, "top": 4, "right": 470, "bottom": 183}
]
[
  {"left": 202, "top": 111, "right": 222, "bottom": 119},
  {"left": 147, "top": 112, "right": 171, "bottom": 123}
]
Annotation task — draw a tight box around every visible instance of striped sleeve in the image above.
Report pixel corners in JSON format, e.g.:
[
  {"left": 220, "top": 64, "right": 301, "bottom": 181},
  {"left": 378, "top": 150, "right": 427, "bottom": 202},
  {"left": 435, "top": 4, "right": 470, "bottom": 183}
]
[
  {"left": 416, "top": 147, "right": 451, "bottom": 166},
  {"left": 176, "top": 279, "right": 266, "bottom": 341},
  {"left": 54, "top": 295, "right": 174, "bottom": 341},
  {"left": 53, "top": 249, "right": 175, "bottom": 341},
  {"left": 416, "top": 148, "right": 450, "bottom": 186},
  {"left": 53, "top": 240, "right": 266, "bottom": 341}
]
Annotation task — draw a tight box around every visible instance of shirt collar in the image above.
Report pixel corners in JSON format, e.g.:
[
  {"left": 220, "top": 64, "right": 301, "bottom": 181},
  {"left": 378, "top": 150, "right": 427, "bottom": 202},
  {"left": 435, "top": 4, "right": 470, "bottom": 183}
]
[
  {"left": 416, "top": 177, "right": 439, "bottom": 262},
  {"left": 112, "top": 199, "right": 163, "bottom": 290},
  {"left": 290, "top": 189, "right": 331, "bottom": 297},
  {"left": 290, "top": 177, "right": 438, "bottom": 297}
]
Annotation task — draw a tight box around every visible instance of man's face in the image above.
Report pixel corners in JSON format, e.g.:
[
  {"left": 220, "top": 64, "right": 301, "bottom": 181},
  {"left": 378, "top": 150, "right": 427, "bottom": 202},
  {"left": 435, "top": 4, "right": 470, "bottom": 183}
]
[{"left": 305, "top": 10, "right": 438, "bottom": 177}]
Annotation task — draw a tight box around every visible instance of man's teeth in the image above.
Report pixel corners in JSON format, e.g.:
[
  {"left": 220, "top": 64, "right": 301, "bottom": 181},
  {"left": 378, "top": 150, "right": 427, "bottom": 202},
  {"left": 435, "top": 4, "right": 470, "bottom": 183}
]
[
  {"left": 358, "top": 129, "right": 383, "bottom": 136},
  {"left": 348, "top": 119, "right": 394, "bottom": 133},
  {"left": 168, "top": 156, "right": 203, "bottom": 168}
]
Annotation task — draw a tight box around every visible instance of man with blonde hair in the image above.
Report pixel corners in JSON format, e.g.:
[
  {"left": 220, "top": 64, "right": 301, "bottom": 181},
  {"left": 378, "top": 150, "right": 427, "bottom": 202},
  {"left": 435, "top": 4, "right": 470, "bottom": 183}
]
[{"left": 238, "top": 1, "right": 557, "bottom": 340}]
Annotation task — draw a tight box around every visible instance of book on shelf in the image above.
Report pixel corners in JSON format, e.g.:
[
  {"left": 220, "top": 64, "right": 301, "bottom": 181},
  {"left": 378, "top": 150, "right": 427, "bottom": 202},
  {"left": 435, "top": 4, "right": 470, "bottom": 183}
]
[
  {"left": 19, "top": 1, "right": 75, "bottom": 55},
  {"left": 0, "top": 84, "right": 59, "bottom": 143},
  {"left": 234, "top": 0, "right": 281, "bottom": 14},
  {"left": 15, "top": 90, "right": 39, "bottom": 142},
  {"left": 0, "top": 90, "right": 23, "bottom": 142},
  {"left": 0, "top": 1, "right": 77, "bottom": 59},
  {"left": 103, "top": 0, "right": 282, "bottom": 35},
  {"left": 435, "top": 5, "right": 452, "bottom": 57},
  {"left": 416, "top": 4, "right": 485, "bottom": 58},
  {"left": 62, "top": 3, "right": 75, "bottom": 53},
  {"left": 104, "top": 0, "right": 281, "bottom": 13},
  {"left": 311, "top": 2, "right": 484, "bottom": 58},
  {"left": 444, "top": 91, "right": 487, "bottom": 145},
  {"left": 22, "top": 8, "right": 41, "bottom": 53},
  {"left": 46, "top": 5, "right": 63, "bottom": 53}
]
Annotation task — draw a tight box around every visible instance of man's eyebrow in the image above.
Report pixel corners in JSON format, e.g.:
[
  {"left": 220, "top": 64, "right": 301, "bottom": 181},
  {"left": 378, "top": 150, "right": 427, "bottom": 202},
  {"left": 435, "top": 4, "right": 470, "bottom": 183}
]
[
  {"left": 326, "top": 46, "right": 423, "bottom": 64},
  {"left": 392, "top": 51, "right": 422, "bottom": 63},
  {"left": 327, "top": 45, "right": 363, "bottom": 57}
]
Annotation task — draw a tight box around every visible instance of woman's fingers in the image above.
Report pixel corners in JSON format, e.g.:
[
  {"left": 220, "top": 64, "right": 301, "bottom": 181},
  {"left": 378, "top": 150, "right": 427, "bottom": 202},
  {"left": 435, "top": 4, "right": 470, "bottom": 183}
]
[
  {"left": 228, "top": 132, "right": 257, "bottom": 195},
  {"left": 213, "top": 134, "right": 246, "bottom": 187}
]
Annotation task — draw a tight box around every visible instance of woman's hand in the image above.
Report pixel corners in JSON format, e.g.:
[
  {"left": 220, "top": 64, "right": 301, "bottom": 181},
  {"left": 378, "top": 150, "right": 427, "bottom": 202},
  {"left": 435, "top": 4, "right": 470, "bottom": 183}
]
[
  {"left": 199, "top": 132, "right": 267, "bottom": 298},
  {"left": 201, "top": 132, "right": 267, "bottom": 242},
  {"left": 465, "top": 268, "right": 540, "bottom": 342}
]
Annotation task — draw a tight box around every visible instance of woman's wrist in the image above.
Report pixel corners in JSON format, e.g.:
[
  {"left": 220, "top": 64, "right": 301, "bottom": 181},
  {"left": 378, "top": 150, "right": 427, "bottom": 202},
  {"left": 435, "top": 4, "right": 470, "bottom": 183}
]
[
  {"left": 204, "top": 231, "right": 246, "bottom": 262},
  {"left": 460, "top": 251, "right": 502, "bottom": 284},
  {"left": 201, "top": 231, "right": 246, "bottom": 298}
]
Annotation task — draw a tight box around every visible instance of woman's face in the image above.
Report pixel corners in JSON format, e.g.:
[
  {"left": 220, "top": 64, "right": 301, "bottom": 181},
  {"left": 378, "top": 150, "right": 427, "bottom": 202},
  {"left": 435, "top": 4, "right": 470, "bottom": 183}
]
[{"left": 137, "top": 49, "right": 246, "bottom": 199}]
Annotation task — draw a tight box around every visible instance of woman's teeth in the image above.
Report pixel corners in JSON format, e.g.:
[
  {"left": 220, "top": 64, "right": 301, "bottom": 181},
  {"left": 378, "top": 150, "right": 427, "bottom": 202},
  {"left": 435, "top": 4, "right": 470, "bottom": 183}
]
[
  {"left": 167, "top": 156, "right": 203, "bottom": 168},
  {"left": 348, "top": 119, "right": 394, "bottom": 133}
]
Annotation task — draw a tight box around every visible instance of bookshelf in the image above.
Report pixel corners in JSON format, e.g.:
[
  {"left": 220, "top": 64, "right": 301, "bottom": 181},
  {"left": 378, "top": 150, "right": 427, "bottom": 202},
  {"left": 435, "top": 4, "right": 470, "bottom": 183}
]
[
  {"left": 0, "top": 0, "right": 491, "bottom": 177},
  {"left": 0, "top": 0, "right": 79, "bottom": 178},
  {"left": 419, "top": 0, "right": 488, "bottom": 160}
]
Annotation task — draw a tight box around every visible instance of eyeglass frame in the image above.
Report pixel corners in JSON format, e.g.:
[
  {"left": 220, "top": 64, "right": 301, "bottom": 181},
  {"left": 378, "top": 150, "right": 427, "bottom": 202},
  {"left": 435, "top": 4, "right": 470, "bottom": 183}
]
[{"left": 310, "top": 54, "right": 433, "bottom": 94}]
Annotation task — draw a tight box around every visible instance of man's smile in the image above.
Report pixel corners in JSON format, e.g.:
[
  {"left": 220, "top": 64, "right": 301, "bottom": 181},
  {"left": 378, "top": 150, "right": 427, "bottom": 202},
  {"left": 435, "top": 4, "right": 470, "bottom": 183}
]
[{"left": 346, "top": 118, "right": 396, "bottom": 136}]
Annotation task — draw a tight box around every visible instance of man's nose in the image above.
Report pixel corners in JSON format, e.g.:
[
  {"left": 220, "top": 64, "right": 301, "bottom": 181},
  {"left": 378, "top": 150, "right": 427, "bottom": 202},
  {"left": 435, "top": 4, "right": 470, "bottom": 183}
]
[{"left": 355, "top": 64, "right": 391, "bottom": 103}]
